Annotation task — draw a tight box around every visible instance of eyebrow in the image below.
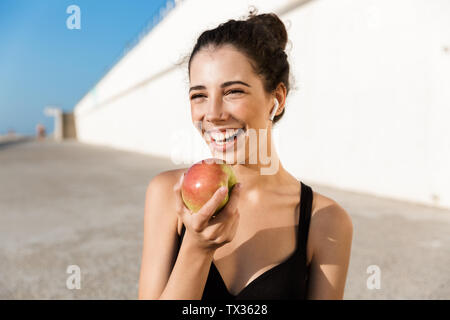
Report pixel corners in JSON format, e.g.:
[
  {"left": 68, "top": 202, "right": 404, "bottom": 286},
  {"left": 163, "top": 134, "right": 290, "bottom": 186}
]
[{"left": 189, "top": 81, "right": 251, "bottom": 93}]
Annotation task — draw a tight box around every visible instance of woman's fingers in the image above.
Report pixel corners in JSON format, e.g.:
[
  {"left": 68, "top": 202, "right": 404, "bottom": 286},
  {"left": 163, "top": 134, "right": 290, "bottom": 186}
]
[
  {"left": 224, "top": 183, "right": 242, "bottom": 214},
  {"left": 173, "top": 171, "right": 242, "bottom": 251},
  {"left": 175, "top": 171, "right": 242, "bottom": 244},
  {"left": 193, "top": 186, "right": 229, "bottom": 231},
  {"left": 213, "top": 183, "right": 241, "bottom": 222},
  {"left": 203, "top": 184, "right": 241, "bottom": 239}
]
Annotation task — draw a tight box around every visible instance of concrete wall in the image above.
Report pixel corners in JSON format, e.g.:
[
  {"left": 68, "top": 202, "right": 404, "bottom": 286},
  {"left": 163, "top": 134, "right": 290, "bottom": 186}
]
[{"left": 73, "top": 0, "right": 450, "bottom": 210}]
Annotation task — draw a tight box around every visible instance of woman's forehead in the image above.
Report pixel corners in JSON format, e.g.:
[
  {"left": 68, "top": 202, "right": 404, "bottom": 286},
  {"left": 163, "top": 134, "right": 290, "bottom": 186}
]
[{"left": 190, "top": 45, "right": 256, "bottom": 83}]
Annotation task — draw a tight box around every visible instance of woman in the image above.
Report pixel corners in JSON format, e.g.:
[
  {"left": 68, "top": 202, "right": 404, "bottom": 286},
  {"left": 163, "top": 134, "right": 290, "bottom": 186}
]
[{"left": 139, "top": 11, "right": 353, "bottom": 300}]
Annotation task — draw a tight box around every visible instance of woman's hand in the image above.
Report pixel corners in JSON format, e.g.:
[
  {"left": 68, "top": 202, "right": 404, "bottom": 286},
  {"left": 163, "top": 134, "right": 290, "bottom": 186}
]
[{"left": 173, "top": 173, "right": 241, "bottom": 255}]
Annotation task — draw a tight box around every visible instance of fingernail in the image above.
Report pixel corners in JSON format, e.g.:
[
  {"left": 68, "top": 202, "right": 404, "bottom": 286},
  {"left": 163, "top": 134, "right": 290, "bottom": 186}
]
[{"left": 219, "top": 186, "right": 227, "bottom": 193}]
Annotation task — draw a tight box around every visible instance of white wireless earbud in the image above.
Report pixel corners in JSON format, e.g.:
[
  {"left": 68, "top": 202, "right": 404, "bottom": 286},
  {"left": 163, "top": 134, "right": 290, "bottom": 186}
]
[{"left": 270, "top": 98, "right": 280, "bottom": 121}]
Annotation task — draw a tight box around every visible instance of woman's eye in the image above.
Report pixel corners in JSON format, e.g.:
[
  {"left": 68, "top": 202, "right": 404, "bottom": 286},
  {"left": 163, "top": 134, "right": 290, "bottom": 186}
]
[
  {"left": 226, "top": 89, "right": 244, "bottom": 95},
  {"left": 191, "top": 94, "right": 205, "bottom": 100}
]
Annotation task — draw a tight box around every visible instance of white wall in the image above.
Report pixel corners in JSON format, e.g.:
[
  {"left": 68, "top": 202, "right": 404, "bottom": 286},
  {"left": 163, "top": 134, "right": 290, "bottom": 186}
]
[{"left": 74, "top": 0, "right": 450, "bottom": 210}]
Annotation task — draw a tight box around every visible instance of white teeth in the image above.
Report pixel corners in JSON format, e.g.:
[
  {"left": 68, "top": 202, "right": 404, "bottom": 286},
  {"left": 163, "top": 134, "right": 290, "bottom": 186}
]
[
  {"left": 210, "top": 129, "right": 241, "bottom": 142},
  {"left": 211, "top": 132, "right": 226, "bottom": 141}
]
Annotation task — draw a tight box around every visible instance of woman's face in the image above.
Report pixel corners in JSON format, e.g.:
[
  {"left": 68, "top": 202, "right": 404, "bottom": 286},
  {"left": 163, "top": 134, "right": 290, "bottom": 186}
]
[{"left": 189, "top": 44, "right": 275, "bottom": 163}]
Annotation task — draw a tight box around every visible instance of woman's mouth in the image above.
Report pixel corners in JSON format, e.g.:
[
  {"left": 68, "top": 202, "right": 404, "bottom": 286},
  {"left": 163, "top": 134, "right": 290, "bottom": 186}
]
[{"left": 206, "top": 128, "right": 246, "bottom": 152}]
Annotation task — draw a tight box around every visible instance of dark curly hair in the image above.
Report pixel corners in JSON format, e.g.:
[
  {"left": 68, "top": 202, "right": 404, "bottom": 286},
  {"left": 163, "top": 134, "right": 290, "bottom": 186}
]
[{"left": 187, "top": 8, "right": 291, "bottom": 125}]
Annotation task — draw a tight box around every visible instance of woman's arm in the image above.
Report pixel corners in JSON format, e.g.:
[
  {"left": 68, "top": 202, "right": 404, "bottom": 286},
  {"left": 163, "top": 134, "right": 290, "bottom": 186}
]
[
  {"left": 138, "top": 171, "right": 214, "bottom": 300},
  {"left": 306, "top": 202, "right": 354, "bottom": 300},
  {"left": 158, "top": 229, "right": 215, "bottom": 300}
]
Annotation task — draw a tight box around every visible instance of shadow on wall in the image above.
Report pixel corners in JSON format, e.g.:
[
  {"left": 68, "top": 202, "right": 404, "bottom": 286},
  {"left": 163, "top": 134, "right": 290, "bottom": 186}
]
[{"left": 62, "top": 113, "right": 77, "bottom": 140}]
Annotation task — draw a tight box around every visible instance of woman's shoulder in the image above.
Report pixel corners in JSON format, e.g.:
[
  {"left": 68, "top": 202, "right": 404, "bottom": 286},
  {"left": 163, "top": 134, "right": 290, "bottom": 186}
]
[
  {"left": 308, "top": 189, "right": 353, "bottom": 252},
  {"left": 145, "top": 168, "right": 189, "bottom": 208},
  {"left": 147, "top": 168, "right": 187, "bottom": 188},
  {"left": 146, "top": 168, "right": 189, "bottom": 236},
  {"left": 310, "top": 190, "right": 353, "bottom": 230}
]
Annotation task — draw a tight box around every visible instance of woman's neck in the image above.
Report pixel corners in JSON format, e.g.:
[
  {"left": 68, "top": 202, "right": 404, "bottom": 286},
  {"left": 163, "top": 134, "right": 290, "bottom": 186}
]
[{"left": 232, "top": 146, "right": 287, "bottom": 192}]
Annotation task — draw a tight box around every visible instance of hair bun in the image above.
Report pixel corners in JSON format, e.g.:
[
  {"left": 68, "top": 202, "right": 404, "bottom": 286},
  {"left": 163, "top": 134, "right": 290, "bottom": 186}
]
[{"left": 247, "top": 11, "right": 288, "bottom": 51}]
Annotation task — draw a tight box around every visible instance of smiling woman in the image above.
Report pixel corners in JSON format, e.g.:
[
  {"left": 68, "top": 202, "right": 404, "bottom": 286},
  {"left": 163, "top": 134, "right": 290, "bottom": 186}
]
[{"left": 139, "top": 8, "right": 353, "bottom": 300}]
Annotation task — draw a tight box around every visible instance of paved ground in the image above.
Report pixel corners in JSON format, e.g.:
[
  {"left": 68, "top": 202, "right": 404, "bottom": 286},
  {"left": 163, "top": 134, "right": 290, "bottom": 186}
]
[{"left": 0, "top": 138, "right": 449, "bottom": 299}]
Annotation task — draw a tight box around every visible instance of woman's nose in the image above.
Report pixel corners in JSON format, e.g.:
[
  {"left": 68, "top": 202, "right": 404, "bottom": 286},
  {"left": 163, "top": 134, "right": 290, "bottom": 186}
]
[{"left": 205, "top": 96, "right": 228, "bottom": 122}]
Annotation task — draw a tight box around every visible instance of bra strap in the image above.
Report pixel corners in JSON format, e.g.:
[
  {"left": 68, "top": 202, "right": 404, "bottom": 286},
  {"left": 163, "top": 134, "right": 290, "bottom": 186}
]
[
  {"left": 298, "top": 181, "right": 313, "bottom": 252},
  {"left": 180, "top": 223, "right": 186, "bottom": 240}
]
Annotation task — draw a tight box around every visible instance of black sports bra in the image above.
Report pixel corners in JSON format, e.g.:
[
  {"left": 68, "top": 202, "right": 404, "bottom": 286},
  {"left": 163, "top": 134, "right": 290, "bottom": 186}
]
[{"left": 177, "top": 181, "right": 313, "bottom": 300}]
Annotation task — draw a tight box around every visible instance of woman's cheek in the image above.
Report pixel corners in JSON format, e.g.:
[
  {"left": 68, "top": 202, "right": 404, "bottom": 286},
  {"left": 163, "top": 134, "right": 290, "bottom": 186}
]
[
  {"left": 190, "top": 105, "right": 203, "bottom": 121},
  {"left": 230, "top": 101, "right": 249, "bottom": 116}
]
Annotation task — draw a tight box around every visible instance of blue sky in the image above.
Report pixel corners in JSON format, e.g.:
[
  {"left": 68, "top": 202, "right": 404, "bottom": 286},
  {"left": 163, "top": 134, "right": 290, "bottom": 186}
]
[{"left": 0, "top": 0, "right": 170, "bottom": 136}]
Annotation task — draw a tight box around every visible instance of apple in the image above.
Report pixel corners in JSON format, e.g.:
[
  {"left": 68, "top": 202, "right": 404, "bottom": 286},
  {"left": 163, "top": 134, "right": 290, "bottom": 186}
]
[{"left": 181, "top": 158, "right": 238, "bottom": 215}]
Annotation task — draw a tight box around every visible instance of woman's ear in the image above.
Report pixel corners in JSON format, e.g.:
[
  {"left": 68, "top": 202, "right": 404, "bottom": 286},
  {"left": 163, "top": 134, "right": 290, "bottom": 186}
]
[{"left": 271, "top": 83, "right": 287, "bottom": 119}]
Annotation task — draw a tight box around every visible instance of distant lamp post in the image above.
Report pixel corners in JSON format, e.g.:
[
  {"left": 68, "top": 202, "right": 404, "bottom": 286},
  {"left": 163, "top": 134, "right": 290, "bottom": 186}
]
[{"left": 44, "top": 106, "right": 63, "bottom": 142}]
